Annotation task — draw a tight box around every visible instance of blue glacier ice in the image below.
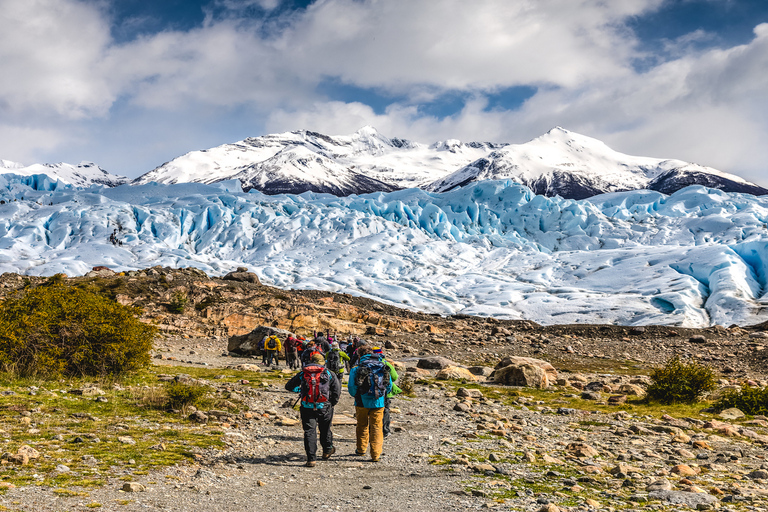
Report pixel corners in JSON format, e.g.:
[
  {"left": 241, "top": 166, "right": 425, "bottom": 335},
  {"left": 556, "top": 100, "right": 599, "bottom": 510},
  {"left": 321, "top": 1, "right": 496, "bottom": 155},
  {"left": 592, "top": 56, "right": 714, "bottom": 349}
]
[{"left": 1, "top": 173, "right": 768, "bottom": 328}]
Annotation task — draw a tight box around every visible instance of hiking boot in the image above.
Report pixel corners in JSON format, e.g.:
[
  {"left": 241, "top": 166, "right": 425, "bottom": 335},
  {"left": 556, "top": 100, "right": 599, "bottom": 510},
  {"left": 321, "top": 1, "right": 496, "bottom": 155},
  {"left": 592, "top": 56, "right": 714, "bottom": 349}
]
[
  {"left": 322, "top": 447, "right": 336, "bottom": 460},
  {"left": 354, "top": 450, "right": 365, "bottom": 456},
  {"left": 305, "top": 460, "right": 316, "bottom": 467},
  {"left": 370, "top": 457, "right": 380, "bottom": 462}
]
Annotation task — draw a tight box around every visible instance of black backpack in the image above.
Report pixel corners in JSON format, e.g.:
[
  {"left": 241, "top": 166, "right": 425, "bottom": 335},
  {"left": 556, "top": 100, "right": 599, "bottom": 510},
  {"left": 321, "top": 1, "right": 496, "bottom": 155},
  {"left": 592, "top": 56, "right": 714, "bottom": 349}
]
[
  {"left": 266, "top": 336, "right": 278, "bottom": 350},
  {"left": 326, "top": 349, "right": 341, "bottom": 372},
  {"left": 354, "top": 356, "right": 390, "bottom": 399}
]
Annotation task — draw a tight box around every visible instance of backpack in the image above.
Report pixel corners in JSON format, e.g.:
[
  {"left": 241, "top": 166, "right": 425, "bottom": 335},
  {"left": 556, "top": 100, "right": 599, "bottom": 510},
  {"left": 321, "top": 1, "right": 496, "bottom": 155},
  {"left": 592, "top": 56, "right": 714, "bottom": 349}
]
[
  {"left": 266, "top": 336, "right": 278, "bottom": 350},
  {"left": 354, "top": 356, "right": 390, "bottom": 399},
  {"left": 301, "top": 365, "right": 330, "bottom": 404},
  {"left": 326, "top": 349, "right": 341, "bottom": 372}
]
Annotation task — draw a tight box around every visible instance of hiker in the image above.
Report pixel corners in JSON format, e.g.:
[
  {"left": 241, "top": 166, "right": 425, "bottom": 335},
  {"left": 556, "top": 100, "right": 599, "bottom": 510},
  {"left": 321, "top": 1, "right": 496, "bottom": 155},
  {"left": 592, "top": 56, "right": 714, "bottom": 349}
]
[
  {"left": 326, "top": 341, "right": 350, "bottom": 381},
  {"left": 285, "top": 353, "right": 341, "bottom": 467},
  {"left": 373, "top": 347, "right": 401, "bottom": 439},
  {"left": 349, "top": 339, "right": 368, "bottom": 368},
  {"left": 301, "top": 340, "right": 322, "bottom": 367},
  {"left": 347, "top": 345, "right": 392, "bottom": 462},
  {"left": 258, "top": 336, "right": 267, "bottom": 365},
  {"left": 285, "top": 334, "right": 300, "bottom": 370},
  {"left": 314, "top": 331, "right": 331, "bottom": 354},
  {"left": 264, "top": 334, "right": 282, "bottom": 367}
]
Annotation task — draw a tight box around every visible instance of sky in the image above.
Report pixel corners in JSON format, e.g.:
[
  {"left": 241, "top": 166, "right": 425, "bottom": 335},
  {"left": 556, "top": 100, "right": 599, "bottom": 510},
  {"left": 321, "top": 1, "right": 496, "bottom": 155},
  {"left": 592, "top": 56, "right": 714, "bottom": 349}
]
[{"left": 1, "top": 0, "right": 768, "bottom": 186}]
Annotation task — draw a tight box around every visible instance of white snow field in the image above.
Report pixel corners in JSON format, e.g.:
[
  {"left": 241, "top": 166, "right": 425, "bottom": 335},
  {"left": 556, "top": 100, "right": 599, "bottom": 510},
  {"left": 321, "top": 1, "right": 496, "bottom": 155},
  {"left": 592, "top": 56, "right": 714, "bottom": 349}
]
[{"left": 1, "top": 172, "right": 768, "bottom": 328}]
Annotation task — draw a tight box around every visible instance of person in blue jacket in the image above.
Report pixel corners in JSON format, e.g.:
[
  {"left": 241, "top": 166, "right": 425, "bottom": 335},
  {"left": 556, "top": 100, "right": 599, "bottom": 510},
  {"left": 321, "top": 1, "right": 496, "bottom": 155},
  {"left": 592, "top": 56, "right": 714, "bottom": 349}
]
[{"left": 347, "top": 346, "right": 392, "bottom": 462}]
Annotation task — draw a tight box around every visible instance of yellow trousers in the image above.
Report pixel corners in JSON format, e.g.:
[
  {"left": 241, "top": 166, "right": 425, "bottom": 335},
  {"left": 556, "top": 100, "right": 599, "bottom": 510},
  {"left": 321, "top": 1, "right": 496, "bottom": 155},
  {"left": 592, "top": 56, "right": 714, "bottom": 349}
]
[{"left": 355, "top": 406, "right": 384, "bottom": 460}]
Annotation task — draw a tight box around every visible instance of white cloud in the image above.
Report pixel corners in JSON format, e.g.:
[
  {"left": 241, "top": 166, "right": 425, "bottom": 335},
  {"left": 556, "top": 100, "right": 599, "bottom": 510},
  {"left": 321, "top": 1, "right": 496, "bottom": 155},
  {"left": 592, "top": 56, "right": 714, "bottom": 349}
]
[
  {"left": 0, "top": 0, "right": 115, "bottom": 118},
  {"left": 1, "top": 0, "right": 767, "bottom": 186}
]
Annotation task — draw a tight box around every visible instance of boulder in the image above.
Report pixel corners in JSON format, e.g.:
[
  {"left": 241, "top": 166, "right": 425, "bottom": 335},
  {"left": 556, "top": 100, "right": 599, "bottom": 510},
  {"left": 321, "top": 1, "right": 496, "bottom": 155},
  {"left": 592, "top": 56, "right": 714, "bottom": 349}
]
[
  {"left": 436, "top": 366, "right": 478, "bottom": 381},
  {"left": 417, "top": 356, "right": 457, "bottom": 370},
  {"left": 618, "top": 384, "right": 646, "bottom": 397},
  {"left": 467, "top": 366, "right": 494, "bottom": 377},
  {"left": 493, "top": 356, "right": 557, "bottom": 382},
  {"left": 491, "top": 363, "right": 549, "bottom": 389},
  {"left": 222, "top": 269, "right": 260, "bottom": 284},
  {"left": 228, "top": 325, "right": 293, "bottom": 355}
]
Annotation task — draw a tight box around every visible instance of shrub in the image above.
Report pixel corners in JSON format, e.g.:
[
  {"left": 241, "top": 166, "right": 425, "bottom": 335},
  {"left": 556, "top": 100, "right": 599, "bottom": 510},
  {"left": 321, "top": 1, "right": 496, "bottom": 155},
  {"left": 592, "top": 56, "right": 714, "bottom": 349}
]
[
  {"left": 714, "top": 385, "right": 768, "bottom": 415},
  {"left": 164, "top": 381, "right": 210, "bottom": 410},
  {"left": 645, "top": 356, "right": 718, "bottom": 404},
  {"left": 167, "top": 292, "right": 188, "bottom": 314},
  {"left": 0, "top": 282, "right": 156, "bottom": 378}
]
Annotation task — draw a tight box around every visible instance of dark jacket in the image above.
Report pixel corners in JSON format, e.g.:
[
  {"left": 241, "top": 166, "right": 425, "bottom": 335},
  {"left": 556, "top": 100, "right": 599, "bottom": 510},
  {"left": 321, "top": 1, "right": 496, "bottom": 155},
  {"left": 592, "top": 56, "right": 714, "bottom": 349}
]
[
  {"left": 285, "top": 365, "right": 341, "bottom": 409},
  {"left": 314, "top": 336, "right": 331, "bottom": 354}
]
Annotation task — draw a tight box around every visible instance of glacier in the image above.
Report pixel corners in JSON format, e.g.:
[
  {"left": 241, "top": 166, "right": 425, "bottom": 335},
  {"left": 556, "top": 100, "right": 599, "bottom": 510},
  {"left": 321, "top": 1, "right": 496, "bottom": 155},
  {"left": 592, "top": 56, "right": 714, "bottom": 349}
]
[{"left": 1, "top": 172, "right": 768, "bottom": 328}]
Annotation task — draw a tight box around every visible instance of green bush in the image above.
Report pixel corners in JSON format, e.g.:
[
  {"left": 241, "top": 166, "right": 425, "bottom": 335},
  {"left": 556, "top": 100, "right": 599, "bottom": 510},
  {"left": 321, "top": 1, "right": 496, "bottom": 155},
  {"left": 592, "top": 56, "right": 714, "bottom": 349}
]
[
  {"left": 714, "top": 385, "right": 768, "bottom": 415},
  {"left": 645, "top": 356, "right": 718, "bottom": 404},
  {"left": 167, "top": 292, "right": 188, "bottom": 314},
  {"left": 165, "top": 381, "right": 210, "bottom": 410},
  {"left": 0, "top": 282, "right": 156, "bottom": 378}
]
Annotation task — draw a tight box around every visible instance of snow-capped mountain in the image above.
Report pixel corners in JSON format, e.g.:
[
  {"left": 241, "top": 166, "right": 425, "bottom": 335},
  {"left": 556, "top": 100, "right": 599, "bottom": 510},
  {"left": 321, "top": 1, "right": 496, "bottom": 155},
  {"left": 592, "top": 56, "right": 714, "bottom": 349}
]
[
  {"left": 425, "top": 127, "right": 768, "bottom": 199},
  {"left": 133, "top": 126, "right": 504, "bottom": 195},
  {"left": 0, "top": 160, "right": 128, "bottom": 188}
]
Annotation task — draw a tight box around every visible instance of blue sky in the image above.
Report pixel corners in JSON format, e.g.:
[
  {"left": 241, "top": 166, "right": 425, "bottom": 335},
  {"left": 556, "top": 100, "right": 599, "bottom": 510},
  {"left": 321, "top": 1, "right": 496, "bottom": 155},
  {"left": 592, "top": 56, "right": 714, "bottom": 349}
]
[{"left": 2, "top": 0, "right": 768, "bottom": 186}]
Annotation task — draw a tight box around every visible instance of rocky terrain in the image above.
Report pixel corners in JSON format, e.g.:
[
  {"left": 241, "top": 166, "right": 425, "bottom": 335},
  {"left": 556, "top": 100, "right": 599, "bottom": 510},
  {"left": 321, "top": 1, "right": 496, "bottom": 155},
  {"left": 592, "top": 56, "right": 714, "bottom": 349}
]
[{"left": 1, "top": 267, "right": 768, "bottom": 511}]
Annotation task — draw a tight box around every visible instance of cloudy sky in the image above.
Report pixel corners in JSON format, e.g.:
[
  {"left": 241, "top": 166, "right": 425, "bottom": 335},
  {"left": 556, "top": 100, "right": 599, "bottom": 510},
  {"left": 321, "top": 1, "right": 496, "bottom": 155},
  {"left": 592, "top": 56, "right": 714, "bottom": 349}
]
[{"left": 2, "top": 0, "right": 768, "bottom": 185}]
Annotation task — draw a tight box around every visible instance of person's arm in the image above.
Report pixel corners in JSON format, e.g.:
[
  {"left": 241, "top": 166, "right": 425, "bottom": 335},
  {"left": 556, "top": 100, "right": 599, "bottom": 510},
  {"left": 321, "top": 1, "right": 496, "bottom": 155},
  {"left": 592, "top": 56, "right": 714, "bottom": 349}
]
[
  {"left": 347, "top": 368, "right": 358, "bottom": 397},
  {"left": 285, "top": 372, "right": 302, "bottom": 393},
  {"left": 328, "top": 370, "right": 341, "bottom": 405},
  {"left": 339, "top": 351, "right": 350, "bottom": 362}
]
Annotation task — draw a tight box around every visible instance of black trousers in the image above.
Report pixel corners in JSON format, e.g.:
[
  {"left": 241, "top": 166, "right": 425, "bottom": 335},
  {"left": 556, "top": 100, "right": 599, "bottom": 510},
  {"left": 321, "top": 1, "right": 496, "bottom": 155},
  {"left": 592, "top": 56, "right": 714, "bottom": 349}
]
[
  {"left": 300, "top": 405, "right": 334, "bottom": 461},
  {"left": 382, "top": 396, "right": 391, "bottom": 437}
]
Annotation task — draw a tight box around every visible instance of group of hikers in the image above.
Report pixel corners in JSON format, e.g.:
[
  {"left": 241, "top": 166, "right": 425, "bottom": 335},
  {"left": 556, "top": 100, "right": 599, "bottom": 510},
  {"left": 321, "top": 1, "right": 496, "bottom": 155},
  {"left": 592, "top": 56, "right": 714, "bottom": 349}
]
[{"left": 260, "top": 331, "right": 400, "bottom": 467}]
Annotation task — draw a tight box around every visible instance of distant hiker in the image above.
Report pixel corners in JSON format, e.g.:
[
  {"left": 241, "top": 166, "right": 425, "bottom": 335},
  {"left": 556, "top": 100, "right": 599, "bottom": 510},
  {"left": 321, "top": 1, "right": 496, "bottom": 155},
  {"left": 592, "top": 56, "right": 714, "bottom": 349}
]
[
  {"left": 326, "top": 341, "right": 350, "bottom": 381},
  {"left": 264, "top": 334, "right": 282, "bottom": 367},
  {"left": 285, "top": 334, "right": 300, "bottom": 370},
  {"left": 285, "top": 353, "right": 341, "bottom": 467},
  {"left": 347, "top": 345, "right": 392, "bottom": 462},
  {"left": 258, "top": 336, "right": 267, "bottom": 365},
  {"left": 314, "top": 331, "right": 331, "bottom": 354},
  {"left": 349, "top": 339, "right": 368, "bottom": 368},
  {"left": 301, "top": 340, "right": 323, "bottom": 367},
  {"left": 373, "top": 347, "right": 401, "bottom": 439}
]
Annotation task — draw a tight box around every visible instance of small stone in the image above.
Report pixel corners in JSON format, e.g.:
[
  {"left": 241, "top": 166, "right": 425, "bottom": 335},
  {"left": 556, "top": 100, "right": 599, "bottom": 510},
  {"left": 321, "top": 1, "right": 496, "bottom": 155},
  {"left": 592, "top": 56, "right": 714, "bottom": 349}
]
[
  {"left": 117, "top": 436, "right": 136, "bottom": 445},
  {"left": 671, "top": 464, "right": 699, "bottom": 477},
  {"left": 55, "top": 464, "right": 70, "bottom": 473},
  {"left": 121, "top": 482, "right": 146, "bottom": 492}
]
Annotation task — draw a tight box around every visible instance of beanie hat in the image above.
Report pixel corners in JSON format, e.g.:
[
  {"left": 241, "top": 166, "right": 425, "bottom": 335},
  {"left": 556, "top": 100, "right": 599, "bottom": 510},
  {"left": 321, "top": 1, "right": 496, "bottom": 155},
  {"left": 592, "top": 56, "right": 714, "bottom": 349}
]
[
  {"left": 310, "top": 353, "right": 325, "bottom": 365},
  {"left": 331, "top": 341, "right": 339, "bottom": 349},
  {"left": 372, "top": 347, "right": 383, "bottom": 354}
]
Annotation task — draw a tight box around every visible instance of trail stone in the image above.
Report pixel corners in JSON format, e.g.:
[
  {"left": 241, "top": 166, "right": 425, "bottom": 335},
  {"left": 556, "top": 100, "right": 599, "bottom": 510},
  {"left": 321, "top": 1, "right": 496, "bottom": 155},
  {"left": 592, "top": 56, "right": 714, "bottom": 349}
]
[
  {"left": 493, "top": 356, "right": 557, "bottom": 382},
  {"left": 436, "top": 366, "right": 477, "bottom": 381},
  {"left": 719, "top": 408, "right": 745, "bottom": 420},
  {"left": 121, "top": 483, "right": 146, "bottom": 492},
  {"left": 647, "top": 479, "right": 673, "bottom": 491},
  {"left": 17, "top": 445, "right": 39, "bottom": 460},
  {"left": 566, "top": 442, "right": 599, "bottom": 458},
  {"left": 417, "top": 357, "right": 456, "bottom": 370},
  {"left": 648, "top": 490, "right": 718, "bottom": 507},
  {"left": 492, "top": 363, "right": 549, "bottom": 388}
]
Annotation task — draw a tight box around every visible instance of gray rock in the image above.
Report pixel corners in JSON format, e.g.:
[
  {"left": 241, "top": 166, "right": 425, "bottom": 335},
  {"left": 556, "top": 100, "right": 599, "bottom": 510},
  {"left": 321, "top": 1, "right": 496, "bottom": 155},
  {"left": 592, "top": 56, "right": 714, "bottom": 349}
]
[
  {"left": 121, "top": 482, "right": 146, "bottom": 493},
  {"left": 417, "top": 357, "right": 456, "bottom": 370},
  {"left": 646, "top": 479, "right": 673, "bottom": 492},
  {"left": 719, "top": 408, "right": 745, "bottom": 420},
  {"left": 748, "top": 469, "right": 768, "bottom": 480},
  {"left": 648, "top": 490, "right": 718, "bottom": 506},
  {"left": 222, "top": 270, "right": 260, "bottom": 284}
]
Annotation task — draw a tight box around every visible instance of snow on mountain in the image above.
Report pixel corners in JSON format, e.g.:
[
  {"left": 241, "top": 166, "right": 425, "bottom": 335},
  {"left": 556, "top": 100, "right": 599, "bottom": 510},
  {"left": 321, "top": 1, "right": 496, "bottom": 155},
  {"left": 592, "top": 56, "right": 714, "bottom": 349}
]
[
  {"left": 0, "top": 160, "right": 128, "bottom": 188},
  {"left": 133, "top": 126, "right": 504, "bottom": 194},
  {"left": 1, "top": 172, "right": 768, "bottom": 328},
  {"left": 425, "top": 127, "right": 768, "bottom": 199}
]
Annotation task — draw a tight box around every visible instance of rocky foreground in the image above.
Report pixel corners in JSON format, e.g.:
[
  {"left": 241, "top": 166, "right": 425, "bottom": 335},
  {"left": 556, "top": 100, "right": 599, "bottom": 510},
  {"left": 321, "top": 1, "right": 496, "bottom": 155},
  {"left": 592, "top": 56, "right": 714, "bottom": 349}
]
[{"left": 1, "top": 267, "right": 768, "bottom": 510}]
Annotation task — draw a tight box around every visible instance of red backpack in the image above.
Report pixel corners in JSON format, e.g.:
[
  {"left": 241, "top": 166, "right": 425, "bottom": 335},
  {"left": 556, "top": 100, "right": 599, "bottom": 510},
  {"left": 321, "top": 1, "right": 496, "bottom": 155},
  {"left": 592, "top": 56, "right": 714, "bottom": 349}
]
[{"left": 301, "top": 365, "right": 330, "bottom": 404}]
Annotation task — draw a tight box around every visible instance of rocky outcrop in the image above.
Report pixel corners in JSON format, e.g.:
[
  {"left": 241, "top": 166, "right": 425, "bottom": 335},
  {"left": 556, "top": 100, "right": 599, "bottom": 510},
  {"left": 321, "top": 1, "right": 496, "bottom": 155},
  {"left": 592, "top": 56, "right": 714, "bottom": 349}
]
[{"left": 227, "top": 326, "right": 293, "bottom": 355}]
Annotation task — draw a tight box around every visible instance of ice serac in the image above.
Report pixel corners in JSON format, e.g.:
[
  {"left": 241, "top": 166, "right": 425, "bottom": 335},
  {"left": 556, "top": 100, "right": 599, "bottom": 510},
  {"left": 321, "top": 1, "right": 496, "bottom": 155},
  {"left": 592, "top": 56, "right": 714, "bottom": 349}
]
[
  {"left": 425, "top": 127, "right": 767, "bottom": 199},
  {"left": 1, "top": 172, "right": 768, "bottom": 328}
]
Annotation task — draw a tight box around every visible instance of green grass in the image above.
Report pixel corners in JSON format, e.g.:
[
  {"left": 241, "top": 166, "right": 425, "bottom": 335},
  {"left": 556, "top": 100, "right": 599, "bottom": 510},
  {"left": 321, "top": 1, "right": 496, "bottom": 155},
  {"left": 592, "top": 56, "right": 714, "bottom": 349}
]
[{"left": 0, "top": 365, "right": 248, "bottom": 490}]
